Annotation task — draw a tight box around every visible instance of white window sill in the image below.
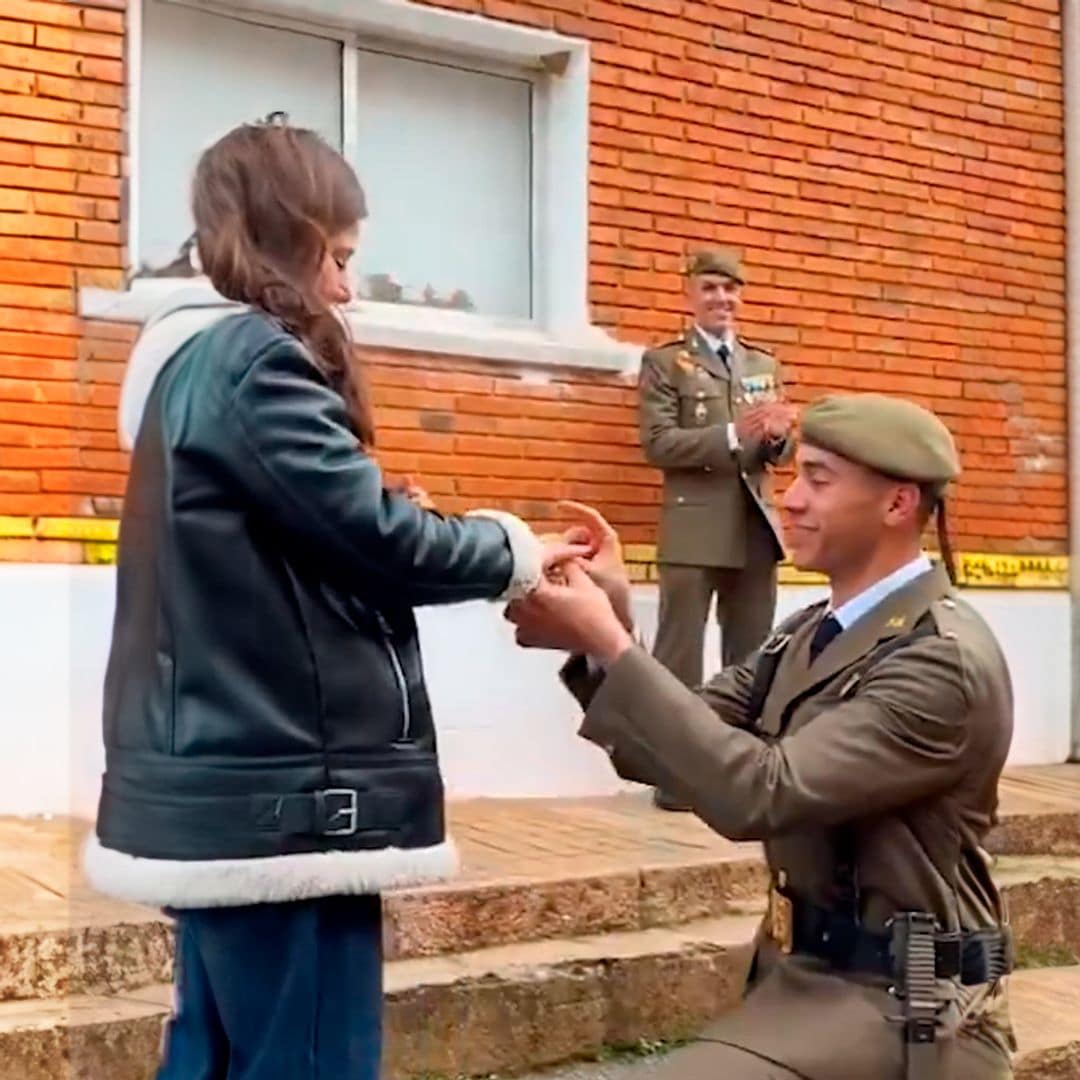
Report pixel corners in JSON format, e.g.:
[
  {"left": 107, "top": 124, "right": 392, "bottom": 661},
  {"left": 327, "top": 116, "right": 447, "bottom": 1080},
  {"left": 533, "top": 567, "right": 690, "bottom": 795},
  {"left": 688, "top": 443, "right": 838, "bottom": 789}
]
[{"left": 79, "top": 280, "right": 642, "bottom": 374}]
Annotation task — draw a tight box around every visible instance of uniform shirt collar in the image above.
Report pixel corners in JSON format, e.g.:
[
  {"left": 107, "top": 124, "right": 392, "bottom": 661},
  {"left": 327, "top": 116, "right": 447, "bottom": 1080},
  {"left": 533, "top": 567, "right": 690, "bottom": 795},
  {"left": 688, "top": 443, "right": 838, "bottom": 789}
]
[
  {"left": 695, "top": 325, "right": 734, "bottom": 354},
  {"left": 830, "top": 554, "right": 933, "bottom": 630}
]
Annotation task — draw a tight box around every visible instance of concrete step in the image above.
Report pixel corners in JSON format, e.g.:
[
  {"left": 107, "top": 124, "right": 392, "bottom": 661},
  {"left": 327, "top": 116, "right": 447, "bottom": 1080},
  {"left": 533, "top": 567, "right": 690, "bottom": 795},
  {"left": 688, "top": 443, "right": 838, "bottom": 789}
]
[
  {"left": 383, "top": 853, "right": 765, "bottom": 962},
  {"left": 2, "top": 941, "right": 1078, "bottom": 1080},
  {"left": 0, "top": 854, "right": 766, "bottom": 1003},
  {"left": 7, "top": 851, "right": 1080, "bottom": 1008},
  {"left": 0, "top": 915, "right": 173, "bottom": 1003},
  {"left": 990, "top": 766, "right": 1080, "bottom": 857},
  {"left": 0, "top": 915, "right": 761, "bottom": 1080},
  {"left": 0, "top": 985, "right": 169, "bottom": 1080},
  {"left": 996, "top": 856, "right": 1080, "bottom": 968},
  {"left": 1011, "top": 965, "right": 1080, "bottom": 1079},
  {"left": 507, "top": 964, "right": 1080, "bottom": 1080}
]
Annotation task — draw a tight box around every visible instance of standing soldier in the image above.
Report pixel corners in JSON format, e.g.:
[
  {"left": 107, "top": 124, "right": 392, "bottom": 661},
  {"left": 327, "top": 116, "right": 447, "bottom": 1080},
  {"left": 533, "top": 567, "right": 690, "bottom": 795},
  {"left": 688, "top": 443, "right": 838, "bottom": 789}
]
[
  {"left": 638, "top": 249, "right": 796, "bottom": 809},
  {"left": 508, "top": 393, "right": 1015, "bottom": 1080}
]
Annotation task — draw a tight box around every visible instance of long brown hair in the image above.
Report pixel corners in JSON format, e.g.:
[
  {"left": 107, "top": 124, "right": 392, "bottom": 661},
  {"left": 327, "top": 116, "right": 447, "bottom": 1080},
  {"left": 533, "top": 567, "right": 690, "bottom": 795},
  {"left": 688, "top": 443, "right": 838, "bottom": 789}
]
[{"left": 192, "top": 120, "right": 374, "bottom": 444}]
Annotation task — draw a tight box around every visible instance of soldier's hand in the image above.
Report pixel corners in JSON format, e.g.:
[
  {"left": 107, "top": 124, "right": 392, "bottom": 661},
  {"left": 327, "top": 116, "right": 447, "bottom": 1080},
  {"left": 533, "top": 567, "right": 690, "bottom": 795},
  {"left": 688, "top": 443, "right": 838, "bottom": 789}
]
[
  {"left": 506, "top": 562, "right": 634, "bottom": 662},
  {"left": 761, "top": 402, "right": 797, "bottom": 442},
  {"left": 557, "top": 500, "right": 634, "bottom": 632},
  {"left": 735, "top": 405, "right": 770, "bottom": 444}
]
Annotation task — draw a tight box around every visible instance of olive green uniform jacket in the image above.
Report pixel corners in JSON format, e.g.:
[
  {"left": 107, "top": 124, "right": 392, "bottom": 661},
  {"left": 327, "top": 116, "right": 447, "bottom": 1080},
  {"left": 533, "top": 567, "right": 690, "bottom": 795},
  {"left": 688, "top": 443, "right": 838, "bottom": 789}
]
[
  {"left": 638, "top": 328, "right": 791, "bottom": 569},
  {"left": 564, "top": 566, "right": 1015, "bottom": 1079}
]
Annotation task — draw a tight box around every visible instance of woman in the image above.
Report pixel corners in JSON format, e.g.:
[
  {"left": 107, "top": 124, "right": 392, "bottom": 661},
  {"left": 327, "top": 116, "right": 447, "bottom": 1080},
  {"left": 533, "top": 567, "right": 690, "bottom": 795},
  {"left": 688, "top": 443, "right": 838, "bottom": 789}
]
[{"left": 86, "top": 121, "right": 580, "bottom": 1079}]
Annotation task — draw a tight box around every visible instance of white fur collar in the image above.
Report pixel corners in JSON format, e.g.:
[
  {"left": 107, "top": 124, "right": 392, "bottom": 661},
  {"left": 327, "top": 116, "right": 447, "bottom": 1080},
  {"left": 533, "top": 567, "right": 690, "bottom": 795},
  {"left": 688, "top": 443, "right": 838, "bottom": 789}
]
[{"left": 118, "top": 290, "right": 240, "bottom": 451}]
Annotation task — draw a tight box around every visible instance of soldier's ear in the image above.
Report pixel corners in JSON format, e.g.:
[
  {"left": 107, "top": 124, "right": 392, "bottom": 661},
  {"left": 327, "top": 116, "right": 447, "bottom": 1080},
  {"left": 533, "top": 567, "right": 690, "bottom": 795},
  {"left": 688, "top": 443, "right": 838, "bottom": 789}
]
[{"left": 883, "top": 482, "right": 923, "bottom": 528}]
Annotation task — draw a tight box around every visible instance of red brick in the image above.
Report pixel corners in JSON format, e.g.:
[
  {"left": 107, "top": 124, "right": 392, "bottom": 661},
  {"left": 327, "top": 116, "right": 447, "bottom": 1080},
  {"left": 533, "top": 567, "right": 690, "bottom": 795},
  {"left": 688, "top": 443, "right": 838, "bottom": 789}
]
[
  {"left": 35, "top": 72, "right": 124, "bottom": 107},
  {"left": 0, "top": 0, "right": 1062, "bottom": 554}
]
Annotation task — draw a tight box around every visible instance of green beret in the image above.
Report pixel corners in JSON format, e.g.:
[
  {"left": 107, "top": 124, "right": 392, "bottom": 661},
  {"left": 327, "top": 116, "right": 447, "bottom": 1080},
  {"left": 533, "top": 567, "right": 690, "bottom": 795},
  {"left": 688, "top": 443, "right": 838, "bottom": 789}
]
[
  {"left": 800, "top": 393, "right": 960, "bottom": 488},
  {"left": 686, "top": 248, "right": 745, "bottom": 284}
]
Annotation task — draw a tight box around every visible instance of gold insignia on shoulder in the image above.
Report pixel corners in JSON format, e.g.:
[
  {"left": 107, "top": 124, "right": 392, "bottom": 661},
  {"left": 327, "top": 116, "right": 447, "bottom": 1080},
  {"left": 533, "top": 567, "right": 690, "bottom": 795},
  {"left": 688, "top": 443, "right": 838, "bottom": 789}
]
[
  {"left": 886, "top": 615, "right": 907, "bottom": 629},
  {"left": 675, "top": 350, "right": 696, "bottom": 374},
  {"left": 739, "top": 336, "right": 775, "bottom": 355}
]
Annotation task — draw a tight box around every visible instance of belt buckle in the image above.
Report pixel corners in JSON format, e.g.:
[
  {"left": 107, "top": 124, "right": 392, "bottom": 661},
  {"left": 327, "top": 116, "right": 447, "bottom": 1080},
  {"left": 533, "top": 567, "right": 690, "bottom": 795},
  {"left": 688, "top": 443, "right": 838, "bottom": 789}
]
[
  {"left": 321, "top": 788, "right": 358, "bottom": 837},
  {"left": 767, "top": 885, "right": 794, "bottom": 953},
  {"left": 935, "top": 930, "right": 962, "bottom": 980}
]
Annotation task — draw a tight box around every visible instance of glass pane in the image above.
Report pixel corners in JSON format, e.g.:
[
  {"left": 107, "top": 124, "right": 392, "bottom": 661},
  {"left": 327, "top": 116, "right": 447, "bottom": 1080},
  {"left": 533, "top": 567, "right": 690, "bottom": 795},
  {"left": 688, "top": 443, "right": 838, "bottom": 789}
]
[
  {"left": 138, "top": 0, "right": 342, "bottom": 273},
  {"left": 352, "top": 49, "right": 532, "bottom": 319}
]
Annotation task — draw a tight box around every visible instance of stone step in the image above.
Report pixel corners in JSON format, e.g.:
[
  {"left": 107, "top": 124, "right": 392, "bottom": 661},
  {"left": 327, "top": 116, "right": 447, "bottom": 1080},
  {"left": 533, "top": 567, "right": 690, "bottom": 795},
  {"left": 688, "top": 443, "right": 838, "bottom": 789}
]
[
  {"left": 3, "top": 763, "right": 1079, "bottom": 1008},
  {"left": 1011, "top": 965, "right": 1080, "bottom": 1079},
  {"left": 990, "top": 766, "right": 1080, "bottom": 857},
  {"left": 0, "top": 855, "right": 765, "bottom": 1004},
  {"left": 383, "top": 853, "right": 765, "bottom": 962},
  {"left": 996, "top": 856, "right": 1080, "bottom": 968},
  {"left": 508, "top": 966, "right": 1080, "bottom": 1080},
  {"left": 0, "top": 915, "right": 173, "bottom": 1004},
  {"left": 7, "top": 851, "right": 1080, "bottom": 1008},
  {"left": 2, "top": 940, "right": 1078, "bottom": 1080},
  {"left": 384, "top": 913, "right": 759, "bottom": 1078},
  {"left": 0, "top": 915, "right": 761, "bottom": 1080}
]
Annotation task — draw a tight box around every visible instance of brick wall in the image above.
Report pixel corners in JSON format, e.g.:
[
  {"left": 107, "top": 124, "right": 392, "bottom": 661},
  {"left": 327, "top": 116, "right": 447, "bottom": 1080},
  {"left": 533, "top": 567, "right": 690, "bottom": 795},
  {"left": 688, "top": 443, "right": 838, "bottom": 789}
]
[
  {"left": 0, "top": 0, "right": 1067, "bottom": 558},
  {"left": 0, "top": 0, "right": 126, "bottom": 529}
]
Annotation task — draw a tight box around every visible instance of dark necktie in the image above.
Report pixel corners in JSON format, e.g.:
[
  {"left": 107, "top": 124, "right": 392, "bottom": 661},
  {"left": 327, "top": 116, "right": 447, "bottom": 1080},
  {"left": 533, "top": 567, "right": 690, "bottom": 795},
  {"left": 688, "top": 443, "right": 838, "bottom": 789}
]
[
  {"left": 717, "top": 342, "right": 730, "bottom": 369},
  {"left": 809, "top": 613, "right": 842, "bottom": 663}
]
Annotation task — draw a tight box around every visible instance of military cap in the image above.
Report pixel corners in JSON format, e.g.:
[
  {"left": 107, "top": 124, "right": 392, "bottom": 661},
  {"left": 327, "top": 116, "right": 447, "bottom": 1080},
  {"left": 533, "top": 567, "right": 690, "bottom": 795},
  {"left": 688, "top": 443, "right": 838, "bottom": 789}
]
[
  {"left": 800, "top": 393, "right": 960, "bottom": 488},
  {"left": 686, "top": 248, "right": 745, "bottom": 284}
]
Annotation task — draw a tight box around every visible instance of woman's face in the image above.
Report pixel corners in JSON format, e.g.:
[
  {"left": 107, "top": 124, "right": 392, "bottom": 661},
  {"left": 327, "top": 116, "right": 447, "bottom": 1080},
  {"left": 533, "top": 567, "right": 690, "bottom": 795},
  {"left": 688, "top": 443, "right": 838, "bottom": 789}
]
[{"left": 315, "top": 222, "right": 360, "bottom": 306}]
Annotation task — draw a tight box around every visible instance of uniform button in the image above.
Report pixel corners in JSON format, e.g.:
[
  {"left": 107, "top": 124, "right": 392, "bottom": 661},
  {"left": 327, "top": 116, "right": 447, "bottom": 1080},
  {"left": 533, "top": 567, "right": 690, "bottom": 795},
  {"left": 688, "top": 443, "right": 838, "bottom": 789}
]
[
  {"left": 696, "top": 390, "right": 706, "bottom": 400},
  {"left": 704, "top": 466, "right": 712, "bottom": 473},
  {"left": 941, "top": 598, "right": 957, "bottom": 610},
  {"left": 676, "top": 496, "right": 685, "bottom": 504},
  {"left": 943, "top": 630, "right": 958, "bottom": 640}
]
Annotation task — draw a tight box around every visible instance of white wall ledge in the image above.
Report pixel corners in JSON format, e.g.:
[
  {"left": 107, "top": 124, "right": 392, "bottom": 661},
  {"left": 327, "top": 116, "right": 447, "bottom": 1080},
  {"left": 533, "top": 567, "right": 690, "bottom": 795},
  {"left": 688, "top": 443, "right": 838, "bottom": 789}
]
[
  {"left": 167, "top": 0, "right": 581, "bottom": 68},
  {"left": 80, "top": 280, "right": 642, "bottom": 374}
]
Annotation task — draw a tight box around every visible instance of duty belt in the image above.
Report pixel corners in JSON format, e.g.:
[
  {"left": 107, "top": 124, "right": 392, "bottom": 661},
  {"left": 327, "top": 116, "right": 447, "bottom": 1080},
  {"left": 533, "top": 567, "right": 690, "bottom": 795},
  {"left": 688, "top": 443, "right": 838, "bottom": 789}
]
[{"left": 782, "top": 896, "right": 1014, "bottom": 986}]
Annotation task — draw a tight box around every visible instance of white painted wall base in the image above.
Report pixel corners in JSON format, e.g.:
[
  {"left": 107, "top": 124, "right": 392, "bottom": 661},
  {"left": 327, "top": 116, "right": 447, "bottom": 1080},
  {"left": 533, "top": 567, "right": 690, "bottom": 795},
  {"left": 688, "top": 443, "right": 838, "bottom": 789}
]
[{"left": 0, "top": 565, "right": 1070, "bottom": 819}]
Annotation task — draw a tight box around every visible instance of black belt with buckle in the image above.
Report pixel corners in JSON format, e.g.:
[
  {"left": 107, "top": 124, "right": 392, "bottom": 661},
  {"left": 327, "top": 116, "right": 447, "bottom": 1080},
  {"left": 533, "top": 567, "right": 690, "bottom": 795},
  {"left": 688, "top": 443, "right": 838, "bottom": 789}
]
[{"left": 789, "top": 899, "right": 1013, "bottom": 986}]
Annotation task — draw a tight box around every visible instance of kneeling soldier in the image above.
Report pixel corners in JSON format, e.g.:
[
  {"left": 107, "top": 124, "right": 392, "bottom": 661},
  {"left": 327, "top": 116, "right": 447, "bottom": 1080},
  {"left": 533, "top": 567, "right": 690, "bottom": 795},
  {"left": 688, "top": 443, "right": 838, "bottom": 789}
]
[{"left": 508, "top": 393, "right": 1015, "bottom": 1079}]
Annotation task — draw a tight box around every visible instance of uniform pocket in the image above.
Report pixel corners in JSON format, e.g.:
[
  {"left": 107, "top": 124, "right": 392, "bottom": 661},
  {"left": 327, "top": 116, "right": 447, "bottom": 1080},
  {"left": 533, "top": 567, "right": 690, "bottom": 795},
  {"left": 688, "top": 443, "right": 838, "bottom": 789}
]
[{"left": 678, "top": 389, "right": 726, "bottom": 428}]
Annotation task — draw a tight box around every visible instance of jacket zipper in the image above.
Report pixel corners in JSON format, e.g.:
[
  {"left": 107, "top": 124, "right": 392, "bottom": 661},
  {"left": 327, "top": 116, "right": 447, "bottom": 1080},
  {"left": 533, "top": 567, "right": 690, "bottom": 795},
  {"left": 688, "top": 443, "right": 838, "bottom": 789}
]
[{"left": 374, "top": 611, "right": 412, "bottom": 742}]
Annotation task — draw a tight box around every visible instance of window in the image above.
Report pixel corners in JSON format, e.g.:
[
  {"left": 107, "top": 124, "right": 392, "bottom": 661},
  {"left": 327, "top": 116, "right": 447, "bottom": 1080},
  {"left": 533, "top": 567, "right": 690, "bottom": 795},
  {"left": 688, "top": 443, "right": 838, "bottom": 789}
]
[
  {"left": 137, "top": 0, "right": 538, "bottom": 319},
  {"left": 352, "top": 50, "right": 533, "bottom": 318},
  {"left": 137, "top": 0, "right": 343, "bottom": 274},
  {"left": 87, "top": 0, "right": 634, "bottom": 370}
]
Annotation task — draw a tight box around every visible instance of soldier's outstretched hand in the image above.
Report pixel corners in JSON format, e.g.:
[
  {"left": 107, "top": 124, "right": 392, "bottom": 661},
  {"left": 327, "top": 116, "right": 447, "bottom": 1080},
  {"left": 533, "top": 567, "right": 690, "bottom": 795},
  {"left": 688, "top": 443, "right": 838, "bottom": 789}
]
[
  {"left": 557, "top": 500, "right": 634, "bottom": 632},
  {"left": 506, "top": 562, "right": 634, "bottom": 662}
]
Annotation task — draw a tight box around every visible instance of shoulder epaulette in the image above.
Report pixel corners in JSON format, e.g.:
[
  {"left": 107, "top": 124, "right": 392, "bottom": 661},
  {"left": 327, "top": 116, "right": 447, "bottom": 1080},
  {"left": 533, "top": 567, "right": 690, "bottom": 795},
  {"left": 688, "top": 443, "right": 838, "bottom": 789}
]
[{"left": 738, "top": 335, "right": 775, "bottom": 355}]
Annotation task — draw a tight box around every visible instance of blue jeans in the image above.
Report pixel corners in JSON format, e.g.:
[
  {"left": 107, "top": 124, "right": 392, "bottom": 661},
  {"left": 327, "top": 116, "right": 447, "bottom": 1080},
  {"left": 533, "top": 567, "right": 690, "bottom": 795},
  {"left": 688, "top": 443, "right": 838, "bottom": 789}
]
[{"left": 158, "top": 894, "right": 383, "bottom": 1080}]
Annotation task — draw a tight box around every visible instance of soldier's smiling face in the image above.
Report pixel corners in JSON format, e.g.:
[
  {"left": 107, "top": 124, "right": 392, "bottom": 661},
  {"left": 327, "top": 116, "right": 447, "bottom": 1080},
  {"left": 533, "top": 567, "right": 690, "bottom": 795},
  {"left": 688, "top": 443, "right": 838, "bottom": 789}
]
[
  {"left": 688, "top": 273, "right": 741, "bottom": 336},
  {"left": 782, "top": 444, "right": 923, "bottom": 576}
]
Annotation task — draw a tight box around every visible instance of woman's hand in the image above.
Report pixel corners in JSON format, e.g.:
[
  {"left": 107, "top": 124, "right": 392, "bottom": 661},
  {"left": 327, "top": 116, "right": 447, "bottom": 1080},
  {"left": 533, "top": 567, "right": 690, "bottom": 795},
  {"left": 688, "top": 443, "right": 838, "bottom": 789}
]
[
  {"left": 396, "top": 474, "right": 436, "bottom": 511},
  {"left": 538, "top": 533, "right": 596, "bottom": 580}
]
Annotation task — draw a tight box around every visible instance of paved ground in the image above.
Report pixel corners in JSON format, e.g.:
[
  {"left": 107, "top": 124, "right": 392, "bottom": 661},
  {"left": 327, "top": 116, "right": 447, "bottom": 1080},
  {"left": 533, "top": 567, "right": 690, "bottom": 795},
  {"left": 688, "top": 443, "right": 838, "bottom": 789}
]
[
  {"left": 514, "top": 1050, "right": 682, "bottom": 1080},
  {"left": 1, "top": 764, "right": 1077, "bottom": 936}
]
